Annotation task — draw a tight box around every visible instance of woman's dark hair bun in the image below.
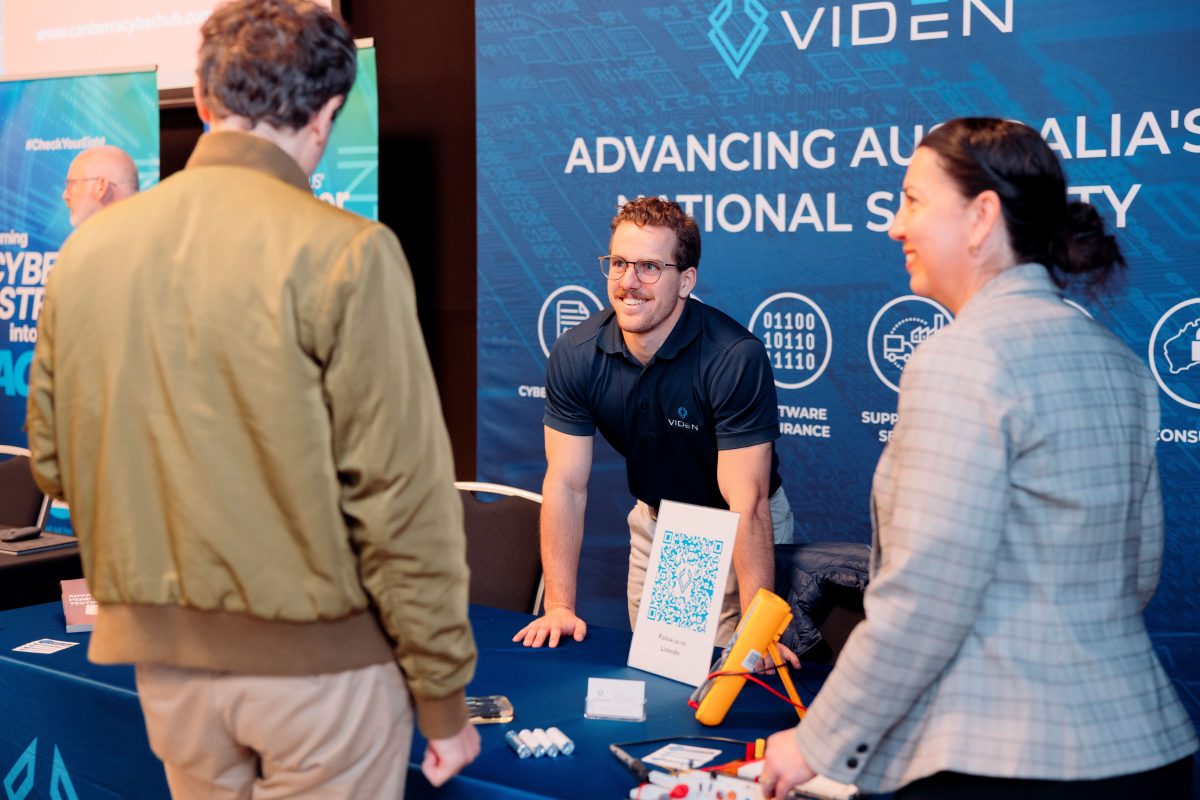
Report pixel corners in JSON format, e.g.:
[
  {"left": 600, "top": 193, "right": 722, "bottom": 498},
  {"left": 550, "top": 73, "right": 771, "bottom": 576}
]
[{"left": 1048, "top": 200, "right": 1126, "bottom": 294}]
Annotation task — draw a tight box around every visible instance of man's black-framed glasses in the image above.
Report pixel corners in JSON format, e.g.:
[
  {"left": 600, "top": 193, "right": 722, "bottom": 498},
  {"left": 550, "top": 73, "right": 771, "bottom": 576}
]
[{"left": 599, "top": 256, "right": 683, "bottom": 284}]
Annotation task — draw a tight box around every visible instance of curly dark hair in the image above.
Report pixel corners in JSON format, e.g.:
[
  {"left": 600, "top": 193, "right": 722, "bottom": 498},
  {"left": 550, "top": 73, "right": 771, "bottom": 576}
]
[
  {"left": 197, "top": 0, "right": 356, "bottom": 130},
  {"left": 610, "top": 196, "right": 701, "bottom": 270}
]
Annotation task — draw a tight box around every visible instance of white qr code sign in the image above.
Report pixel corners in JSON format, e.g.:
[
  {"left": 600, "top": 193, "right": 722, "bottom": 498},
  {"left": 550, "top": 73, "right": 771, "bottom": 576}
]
[{"left": 627, "top": 500, "right": 738, "bottom": 686}]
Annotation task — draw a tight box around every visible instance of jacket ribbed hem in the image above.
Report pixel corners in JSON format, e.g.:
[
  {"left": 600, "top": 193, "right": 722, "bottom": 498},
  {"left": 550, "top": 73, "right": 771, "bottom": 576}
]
[
  {"left": 413, "top": 689, "right": 471, "bottom": 740},
  {"left": 89, "top": 603, "right": 394, "bottom": 676}
]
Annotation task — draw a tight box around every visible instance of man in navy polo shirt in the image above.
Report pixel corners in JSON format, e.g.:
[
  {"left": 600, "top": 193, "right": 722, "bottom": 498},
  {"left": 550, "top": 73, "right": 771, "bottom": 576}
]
[{"left": 513, "top": 197, "right": 795, "bottom": 659}]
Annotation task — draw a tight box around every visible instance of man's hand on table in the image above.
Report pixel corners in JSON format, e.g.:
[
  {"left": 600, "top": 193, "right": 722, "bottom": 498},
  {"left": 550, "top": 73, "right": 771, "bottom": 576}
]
[
  {"left": 421, "top": 720, "right": 481, "bottom": 786},
  {"left": 512, "top": 606, "right": 587, "bottom": 647}
]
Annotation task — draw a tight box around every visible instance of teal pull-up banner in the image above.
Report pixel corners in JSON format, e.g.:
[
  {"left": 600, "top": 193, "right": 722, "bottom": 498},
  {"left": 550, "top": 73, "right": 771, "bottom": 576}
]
[
  {"left": 0, "top": 68, "right": 159, "bottom": 446},
  {"left": 312, "top": 44, "right": 379, "bottom": 221}
]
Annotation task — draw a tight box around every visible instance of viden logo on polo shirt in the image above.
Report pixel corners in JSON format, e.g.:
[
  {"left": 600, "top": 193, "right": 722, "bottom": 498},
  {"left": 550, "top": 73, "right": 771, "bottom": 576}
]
[{"left": 668, "top": 406, "right": 700, "bottom": 432}]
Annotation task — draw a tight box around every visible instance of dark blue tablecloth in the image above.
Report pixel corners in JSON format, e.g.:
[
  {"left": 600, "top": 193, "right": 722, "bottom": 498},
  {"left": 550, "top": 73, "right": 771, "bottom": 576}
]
[
  {"left": 0, "top": 600, "right": 168, "bottom": 799},
  {"left": 408, "top": 605, "right": 831, "bottom": 799},
  {"left": 0, "top": 602, "right": 829, "bottom": 799}
]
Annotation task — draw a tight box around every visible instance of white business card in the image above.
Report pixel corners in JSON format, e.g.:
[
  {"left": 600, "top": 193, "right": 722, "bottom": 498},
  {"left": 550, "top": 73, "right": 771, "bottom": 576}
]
[
  {"left": 643, "top": 743, "right": 723, "bottom": 770},
  {"left": 13, "top": 638, "right": 80, "bottom": 654},
  {"left": 584, "top": 677, "right": 646, "bottom": 721}
]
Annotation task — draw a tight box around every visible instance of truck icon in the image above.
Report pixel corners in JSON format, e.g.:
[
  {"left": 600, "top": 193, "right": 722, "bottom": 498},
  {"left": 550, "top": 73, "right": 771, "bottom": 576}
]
[
  {"left": 883, "top": 314, "right": 947, "bottom": 367},
  {"left": 883, "top": 334, "right": 913, "bottom": 365}
]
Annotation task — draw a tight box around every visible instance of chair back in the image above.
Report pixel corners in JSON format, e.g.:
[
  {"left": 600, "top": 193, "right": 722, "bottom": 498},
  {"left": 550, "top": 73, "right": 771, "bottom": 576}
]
[
  {"left": 456, "top": 482, "right": 543, "bottom": 615},
  {"left": 0, "top": 446, "right": 47, "bottom": 528}
]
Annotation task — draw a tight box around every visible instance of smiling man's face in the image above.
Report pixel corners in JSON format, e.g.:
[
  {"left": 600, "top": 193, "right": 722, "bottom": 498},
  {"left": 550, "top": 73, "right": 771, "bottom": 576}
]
[{"left": 607, "top": 222, "right": 694, "bottom": 353}]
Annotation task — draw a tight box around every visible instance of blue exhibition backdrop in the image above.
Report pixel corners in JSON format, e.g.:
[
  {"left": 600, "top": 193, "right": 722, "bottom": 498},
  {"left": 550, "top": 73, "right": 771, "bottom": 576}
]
[
  {"left": 476, "top": 0, "right": 1200, "bottom": 727},
  {"left": 0, "top": 68, "right": 160, "bottom": 449}
]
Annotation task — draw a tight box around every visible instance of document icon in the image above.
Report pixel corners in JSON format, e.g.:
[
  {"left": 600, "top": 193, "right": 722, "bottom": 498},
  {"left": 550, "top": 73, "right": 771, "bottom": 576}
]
[{"left": 556, "top": 300, "right": 590, "bottom": 338}]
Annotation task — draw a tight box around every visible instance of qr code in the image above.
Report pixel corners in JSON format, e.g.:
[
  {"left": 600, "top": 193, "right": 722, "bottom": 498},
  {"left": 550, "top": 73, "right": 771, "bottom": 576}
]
[{"left": 645, "top": 529, "right": 723, "bottom": 633}]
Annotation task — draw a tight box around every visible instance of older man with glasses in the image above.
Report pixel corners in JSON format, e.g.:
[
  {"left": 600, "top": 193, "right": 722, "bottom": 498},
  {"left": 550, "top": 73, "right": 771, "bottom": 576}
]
[
  {"left": 513, "top": 196, "right": 797, "bottom": 664},
  {"left": 62, "top": 145, "right": 140, "bottom": 227}
]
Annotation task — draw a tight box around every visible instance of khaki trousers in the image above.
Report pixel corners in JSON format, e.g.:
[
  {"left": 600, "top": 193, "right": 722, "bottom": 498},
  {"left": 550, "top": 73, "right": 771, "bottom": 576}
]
[
  {"left": 627, "top": 487, "right": 794, "bottom": 644},
  {"left": 135, "top": 661, "right": 412, "bottom": 800}
]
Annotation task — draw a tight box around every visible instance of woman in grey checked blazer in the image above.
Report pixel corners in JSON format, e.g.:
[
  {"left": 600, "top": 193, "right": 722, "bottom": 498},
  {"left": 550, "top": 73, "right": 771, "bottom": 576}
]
[{"left": 762, "top": 118, "right": 1197, "bottom": 799}]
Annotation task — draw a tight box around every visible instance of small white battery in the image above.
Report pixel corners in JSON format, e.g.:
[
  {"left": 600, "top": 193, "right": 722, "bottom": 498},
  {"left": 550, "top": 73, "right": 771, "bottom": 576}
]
[
  {"left": 517, "top": 728, "right": 544, "bottom": 758},
  {"left": 545, "top": 726, "right": 575, "bottom": 756},
  {"left": 531, "top": 728, "right": 559, "bottom": 757}
]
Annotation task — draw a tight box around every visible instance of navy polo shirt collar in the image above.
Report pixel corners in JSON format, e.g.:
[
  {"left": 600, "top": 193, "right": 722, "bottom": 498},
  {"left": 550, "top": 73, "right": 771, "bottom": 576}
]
[
  {"left": 596, "top": 299, "right": 701, "bottom": 361},
  {"left": 598, "top": 309, "right": 624, "bottom": 355}
]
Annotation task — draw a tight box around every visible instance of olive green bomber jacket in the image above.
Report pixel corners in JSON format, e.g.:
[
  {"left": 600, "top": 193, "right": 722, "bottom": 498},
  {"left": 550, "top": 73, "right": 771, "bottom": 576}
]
[{"left": 26, "top": 131, "right": 476, "bottom": 739}]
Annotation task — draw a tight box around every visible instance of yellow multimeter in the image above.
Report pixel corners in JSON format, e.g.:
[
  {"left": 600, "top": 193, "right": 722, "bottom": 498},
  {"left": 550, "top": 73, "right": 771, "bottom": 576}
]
[{"left": 690, "top": 588, "right": 805, "bottom": 726}]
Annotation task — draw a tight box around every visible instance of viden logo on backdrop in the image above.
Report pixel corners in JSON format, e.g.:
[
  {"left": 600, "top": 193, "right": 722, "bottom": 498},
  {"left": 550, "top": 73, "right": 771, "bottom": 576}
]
[{"left": 708, "top": 0, "right": 1014, "bottom": 78}]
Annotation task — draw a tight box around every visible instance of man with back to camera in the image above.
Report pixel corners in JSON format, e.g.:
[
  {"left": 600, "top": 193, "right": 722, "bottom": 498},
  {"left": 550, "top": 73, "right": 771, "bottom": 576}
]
[
  {"left": 27, "top": 1, "right": 479, "bottom": 796},
  {"left": 62, "top": 144, "right": 140, "bottom": 227},
  {"left": 513, "top": 197, "right": 797, "bottom": 663}
]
